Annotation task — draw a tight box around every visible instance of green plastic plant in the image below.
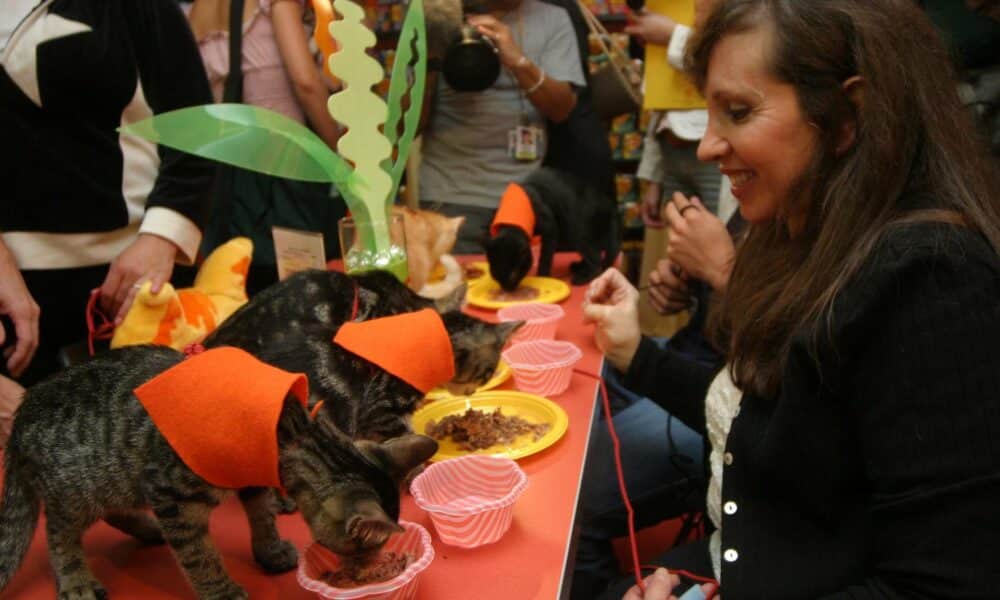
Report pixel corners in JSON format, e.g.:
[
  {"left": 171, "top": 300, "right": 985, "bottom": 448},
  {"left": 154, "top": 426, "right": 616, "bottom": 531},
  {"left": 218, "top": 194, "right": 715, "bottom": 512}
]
[{"left": 119, "top": 0, "right": 427, "bottom": 272}]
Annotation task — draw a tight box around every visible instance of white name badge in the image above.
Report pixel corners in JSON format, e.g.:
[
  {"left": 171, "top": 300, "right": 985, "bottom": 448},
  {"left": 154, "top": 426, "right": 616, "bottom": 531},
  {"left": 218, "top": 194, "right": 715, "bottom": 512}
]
[{"left": 272, "top": 226, "right": 327, "bottom": 281}]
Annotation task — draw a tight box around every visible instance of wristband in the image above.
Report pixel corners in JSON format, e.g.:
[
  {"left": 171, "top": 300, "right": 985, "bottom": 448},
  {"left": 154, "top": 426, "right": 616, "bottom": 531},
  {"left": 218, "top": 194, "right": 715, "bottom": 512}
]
[{"left": 525, "top": 70, "right": 546, "bottom": 95}]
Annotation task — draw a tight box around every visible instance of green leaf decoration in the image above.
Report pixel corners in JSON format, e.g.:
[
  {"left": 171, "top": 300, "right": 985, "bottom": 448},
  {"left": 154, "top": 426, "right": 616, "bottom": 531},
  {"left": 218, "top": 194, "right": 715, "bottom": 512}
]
[
  {"left": 118, "top": 104, "right": 354, "bottom": 185},
  {"left": 384, "top": 0, "right": 427, "bottom": 199}
]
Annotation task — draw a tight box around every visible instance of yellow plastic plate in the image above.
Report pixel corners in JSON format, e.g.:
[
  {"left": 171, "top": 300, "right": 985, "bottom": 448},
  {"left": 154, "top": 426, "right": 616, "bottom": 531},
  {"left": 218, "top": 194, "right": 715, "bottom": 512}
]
[
  {"left": 424, "top": 360, "right": 512, "bottom": 402},
  {"left": 413, "top": 390, "right": 569, "bottom": 461},
  {"left": 466, "top": 276, "right": 571, "bottom": 310}
]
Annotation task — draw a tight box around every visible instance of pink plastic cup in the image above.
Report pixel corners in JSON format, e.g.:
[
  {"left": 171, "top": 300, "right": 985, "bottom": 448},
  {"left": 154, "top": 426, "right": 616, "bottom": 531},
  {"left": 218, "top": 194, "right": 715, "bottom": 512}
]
[
  {"left": 497, "top": 303, "right": 564, "bottom": 345},
  {"left": 297, "top": 520, "right": 434, "bottom": 600},
  {"left": 501, "top": 340, "right": 582, "bottom": 397},
  {"left": 410, "top": 455, "right": 529, "bottom": 548}
]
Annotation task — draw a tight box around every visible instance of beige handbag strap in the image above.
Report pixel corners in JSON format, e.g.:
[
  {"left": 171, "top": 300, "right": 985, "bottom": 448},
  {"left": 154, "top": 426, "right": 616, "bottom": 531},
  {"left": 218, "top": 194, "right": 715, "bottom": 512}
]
[{"left": 575, "top": 2, "right": 642, "bottom": 98}]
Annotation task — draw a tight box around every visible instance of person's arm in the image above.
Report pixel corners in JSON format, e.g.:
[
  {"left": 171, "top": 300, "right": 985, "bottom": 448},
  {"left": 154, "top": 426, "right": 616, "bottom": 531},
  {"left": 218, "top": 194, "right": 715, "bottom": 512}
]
[
  {"left": 0, "top": 238, "right": 38, "bottom": 378},
  {"left": 271, "top": 0, "right": 343, "bottom": 152},
  {"left": 106, "top": 0, "right": 217, "bottom": 321},
  {"left": 583, "top": 267, "right": 716, "bottom": 433},
  {"left": 818, "top": 231, "right": 1000, "bottom": 597},
  {"left": 0, "top": 374, "right": 26, "bottom": 448},
  {"left": 468, "top": 14, "right": 578, "bottom": 123}
]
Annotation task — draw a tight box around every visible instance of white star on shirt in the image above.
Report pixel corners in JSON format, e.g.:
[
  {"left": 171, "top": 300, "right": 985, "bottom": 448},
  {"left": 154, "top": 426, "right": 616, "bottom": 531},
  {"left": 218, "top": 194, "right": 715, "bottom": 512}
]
[{"left": 1, "top": 5, "right": 91, "bottom": 107}]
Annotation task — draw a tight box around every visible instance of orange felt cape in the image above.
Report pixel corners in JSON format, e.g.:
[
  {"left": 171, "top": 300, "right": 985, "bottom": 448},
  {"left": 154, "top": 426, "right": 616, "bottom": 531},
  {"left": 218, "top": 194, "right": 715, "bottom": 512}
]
[
  {"left": 333, "top": 308, "right": 455, "bottom": 393},
  {"left": 134, "top": 347, "right": 309, "bottom": 489},
  {"left": 490, "top": 182, "right": 536, "bottom": 238}
]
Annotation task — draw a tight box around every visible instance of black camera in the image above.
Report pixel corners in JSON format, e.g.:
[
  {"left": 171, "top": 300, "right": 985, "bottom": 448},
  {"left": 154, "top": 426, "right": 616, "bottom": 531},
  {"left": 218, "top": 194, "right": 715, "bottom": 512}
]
[{"left": 441, "top": 0, "right": 501, "bottom": 92}]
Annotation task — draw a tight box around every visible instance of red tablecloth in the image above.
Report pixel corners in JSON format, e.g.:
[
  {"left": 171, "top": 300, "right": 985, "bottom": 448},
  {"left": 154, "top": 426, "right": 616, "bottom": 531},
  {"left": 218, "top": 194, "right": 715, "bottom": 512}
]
[{"left": 1, "top": 254, "right": 604, "bottom": 599}]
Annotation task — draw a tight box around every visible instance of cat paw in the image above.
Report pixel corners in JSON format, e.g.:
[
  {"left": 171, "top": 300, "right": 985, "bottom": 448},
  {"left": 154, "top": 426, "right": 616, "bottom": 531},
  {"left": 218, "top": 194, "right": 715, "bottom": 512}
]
[
  {"left": 253, "top": 539, "right": 299, "bottom": 573},
  {"left": 569, "top": 261, "right": 601, "bottom": 285},
  {"left": 273, "top": 493, "right": 298, "bottom": 514},
  {"left": 201, "top": 582, "right": 249, "bottom": 600}
]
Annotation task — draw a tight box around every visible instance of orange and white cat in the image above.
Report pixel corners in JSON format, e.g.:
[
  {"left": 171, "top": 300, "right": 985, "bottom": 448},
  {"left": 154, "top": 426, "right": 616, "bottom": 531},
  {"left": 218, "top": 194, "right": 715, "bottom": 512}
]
[{"left": 391, "top": 206, "right": 465, "bottom": 298}]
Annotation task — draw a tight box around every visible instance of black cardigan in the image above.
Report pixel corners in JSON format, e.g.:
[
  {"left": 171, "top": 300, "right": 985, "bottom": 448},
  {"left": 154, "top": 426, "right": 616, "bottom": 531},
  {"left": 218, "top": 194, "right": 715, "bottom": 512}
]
[{"left": 623, "top": 221, "right": 1000, "bottom": 598}]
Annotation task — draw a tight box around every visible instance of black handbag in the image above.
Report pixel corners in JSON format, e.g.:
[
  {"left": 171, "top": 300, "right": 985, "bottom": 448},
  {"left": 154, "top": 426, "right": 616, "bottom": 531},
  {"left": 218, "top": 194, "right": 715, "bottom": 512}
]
[{"left": 200, "top": 0, "right": 345, "bottom": 295}]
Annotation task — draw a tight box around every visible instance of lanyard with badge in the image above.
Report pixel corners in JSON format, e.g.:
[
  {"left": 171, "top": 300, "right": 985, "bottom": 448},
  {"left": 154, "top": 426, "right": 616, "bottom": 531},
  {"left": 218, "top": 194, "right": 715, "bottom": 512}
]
[{"left": 506, "top": 10, "right": 542, "bottom": 162}]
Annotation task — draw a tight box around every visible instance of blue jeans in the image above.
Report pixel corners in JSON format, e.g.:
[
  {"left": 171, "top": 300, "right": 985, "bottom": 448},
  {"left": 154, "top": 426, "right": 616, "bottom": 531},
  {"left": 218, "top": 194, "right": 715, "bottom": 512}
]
[{"left": 571, "top": 339, "right": 708, "bottom": 600}]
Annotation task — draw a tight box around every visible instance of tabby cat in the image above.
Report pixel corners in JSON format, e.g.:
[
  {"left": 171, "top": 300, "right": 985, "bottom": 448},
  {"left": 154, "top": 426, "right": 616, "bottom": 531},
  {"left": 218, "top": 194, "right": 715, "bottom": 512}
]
[
  {"left": 251, "top": 311, "right": 523, "bottom": 441},
  {"left": 486, "top": 166, "right": 620, "bottom": 290},
  {"left": 203, "top": 269, "right": 517, "bottom": 441},
  {"left": 0, "top": 346, "right": 437, "bottom": 600},
  {"left": 204, "top": 268, "right": 464, "bottom": 358}
]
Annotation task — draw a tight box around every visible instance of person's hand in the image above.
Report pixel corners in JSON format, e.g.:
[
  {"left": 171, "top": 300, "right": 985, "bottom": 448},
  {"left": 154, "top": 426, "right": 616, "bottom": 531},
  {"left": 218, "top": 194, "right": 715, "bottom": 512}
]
[
  {"left": 582, "top": 268, "right": 642, "bottom": 372},
  {"left": 647, "top": 258, "right": 691, "bottom": 315},
  {"left": 624, "top": 10, "right": 678, "bottom": 46},
  {"left": 0, "top": 374, "right": 26, "bottom": 447},
  {"left": 664, "top": 193, "right": 734, "bottom": 292},
  {"left": 0, "top": 244, "right": 39, "bottom": 378},
  {"left": 99, "top": 233, "right": 179, "bottom": 325},
  {"left": 622, "top": 568, "right": 719, "bottom": 600},
  {"left": 641, "top": 180, "right": 666, "bottom": 228},
  {"left": 467, "top": 15, "right": 522, "bottom": 70}
]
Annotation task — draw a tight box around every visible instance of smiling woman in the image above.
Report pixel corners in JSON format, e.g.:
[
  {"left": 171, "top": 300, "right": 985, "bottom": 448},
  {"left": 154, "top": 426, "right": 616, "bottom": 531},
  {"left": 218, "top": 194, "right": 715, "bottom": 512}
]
[{"left": 583, "top": 1, "right": 1000, "bottom": 599}]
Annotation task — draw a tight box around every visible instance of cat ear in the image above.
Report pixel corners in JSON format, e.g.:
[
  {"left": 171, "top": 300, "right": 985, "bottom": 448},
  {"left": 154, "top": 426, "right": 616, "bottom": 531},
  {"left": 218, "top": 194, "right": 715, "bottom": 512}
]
[
  {"left": 370, "top": 434, "right": 439, "bottom": 483},
  {"left": 495, "top": 320, "right": 525, "bottom": 345},
  {"left": 347, "top": 499, "right": 404, "bottom": 549},
  {"left": 450, "top": 216, "right": 466, "bottom": 231},
  {"left": 434, "top": 282, "right": 467, "bottom": 312}
]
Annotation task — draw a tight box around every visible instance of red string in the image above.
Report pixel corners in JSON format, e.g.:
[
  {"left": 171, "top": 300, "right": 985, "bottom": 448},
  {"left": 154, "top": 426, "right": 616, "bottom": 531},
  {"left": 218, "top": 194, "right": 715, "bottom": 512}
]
[
  {"left": 85, "top": 289, "right": 115, "bottom": 356},
  {"left": 573, "top": 367, "right": 646, "bottom": 594},
  {"left": 573, "top": 367, "right": 721, "bottom": 598}
]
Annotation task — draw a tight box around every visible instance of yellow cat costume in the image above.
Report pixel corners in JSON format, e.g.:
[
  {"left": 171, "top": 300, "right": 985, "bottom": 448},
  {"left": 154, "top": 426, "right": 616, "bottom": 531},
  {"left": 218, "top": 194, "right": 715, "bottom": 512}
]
[{"left": 110, "top": 237, "right": 253, "bottom": 351}]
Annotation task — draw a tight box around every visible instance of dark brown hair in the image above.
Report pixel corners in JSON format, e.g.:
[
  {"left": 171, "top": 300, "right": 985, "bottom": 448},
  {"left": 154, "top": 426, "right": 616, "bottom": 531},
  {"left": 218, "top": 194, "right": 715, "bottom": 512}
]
[{"left": 688, "top": 0, "right": 1000, "bottom": 396}]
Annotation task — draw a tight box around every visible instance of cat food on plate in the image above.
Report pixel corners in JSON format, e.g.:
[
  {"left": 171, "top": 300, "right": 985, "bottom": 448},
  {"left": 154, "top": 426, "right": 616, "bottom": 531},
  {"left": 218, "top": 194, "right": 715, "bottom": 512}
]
[
  {"left": 425, "top": 407, "right": 551, "bottom": 451},
  {"left": 488, "top": 286, "right": 540, "bottom": 302},
  {"left": 321, "top": 552, "right": 413, "bottom": 588},
  {"left": 298, "top": 520, "right": 434, "bottom": 599},
  {"left": 465, "top": 264, "right": 486, "bottom": 279}
]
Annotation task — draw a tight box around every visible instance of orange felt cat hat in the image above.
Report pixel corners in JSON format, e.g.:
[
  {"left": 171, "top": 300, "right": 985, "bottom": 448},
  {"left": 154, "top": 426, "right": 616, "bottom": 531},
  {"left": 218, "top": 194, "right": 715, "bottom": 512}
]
[
  {"left": 133, "top": 347, "right": 308, "bottom": 490},
  {"left": 333, "top": 308, "right": 455, "bottom": 393},
  {"left": 490, "top": 182, "right": 536, "bottom": 238}
]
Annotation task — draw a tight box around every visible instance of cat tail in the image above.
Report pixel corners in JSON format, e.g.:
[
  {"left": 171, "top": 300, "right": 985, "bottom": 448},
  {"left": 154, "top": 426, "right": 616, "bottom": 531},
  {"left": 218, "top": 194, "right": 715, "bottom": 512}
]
[{"left": 0, "top": 454, "right": 40, "bottom": 590}]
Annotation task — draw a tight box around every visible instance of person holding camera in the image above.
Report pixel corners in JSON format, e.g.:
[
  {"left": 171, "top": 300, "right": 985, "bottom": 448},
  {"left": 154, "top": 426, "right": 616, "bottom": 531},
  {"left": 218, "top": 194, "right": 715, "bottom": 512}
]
[{"left": 419, "top": 0, "right": 586, "bottom": 253}]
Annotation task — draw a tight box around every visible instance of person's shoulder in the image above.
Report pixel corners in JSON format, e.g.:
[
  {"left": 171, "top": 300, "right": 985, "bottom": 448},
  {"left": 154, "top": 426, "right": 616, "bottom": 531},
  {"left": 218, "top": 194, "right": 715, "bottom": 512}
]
[
  {"left": 523, "top": 0, "right": 573, "bottom": 23},
  {"left": 875, "top": 218, "right": 998, "bottom": 275}
]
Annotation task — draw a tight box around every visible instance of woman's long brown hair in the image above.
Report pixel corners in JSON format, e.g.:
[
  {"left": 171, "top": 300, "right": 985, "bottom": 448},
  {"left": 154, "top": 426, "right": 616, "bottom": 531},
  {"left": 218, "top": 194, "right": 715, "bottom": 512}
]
[{"left": 686, "top": 0, "right": 1000, "bottom": 397}]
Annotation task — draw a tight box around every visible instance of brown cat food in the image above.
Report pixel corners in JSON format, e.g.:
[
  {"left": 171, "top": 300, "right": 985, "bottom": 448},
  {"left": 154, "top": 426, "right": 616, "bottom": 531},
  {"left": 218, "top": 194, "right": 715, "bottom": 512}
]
[
  {"left": 465, "top": 265, "right": 485, "bottom": 280},
  {"left": 488, "top": 286, "right": 540, "bottom": 302},
  {"left": 425, "top": 408, "right": 551, "bottom": 451},
  {"left": 322, "top": 551, "right": 413, "bottom": 588}
]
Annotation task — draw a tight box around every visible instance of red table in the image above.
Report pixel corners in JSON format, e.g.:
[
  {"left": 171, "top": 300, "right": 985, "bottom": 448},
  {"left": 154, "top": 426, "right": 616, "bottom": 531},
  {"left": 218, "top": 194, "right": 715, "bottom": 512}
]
[{"left": 1, "top": 254, "right": 605, "bottom": 599}]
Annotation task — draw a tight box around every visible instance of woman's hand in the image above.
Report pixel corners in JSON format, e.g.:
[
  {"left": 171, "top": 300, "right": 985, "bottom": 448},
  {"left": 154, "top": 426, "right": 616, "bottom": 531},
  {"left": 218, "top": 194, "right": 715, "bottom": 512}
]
[
  {"left": 0, "top": 374, "right": 25, "bottom": 447},
  {"left": 664, "top": 193, "right": 734, "bottom": 292},
  {"left": 583, "top": 268, "right": 642, "bottom": 372},
  {"left": 622, "top": 568, "right": 719, "bottom": 600},
  {"left": 647, "top": 258, "right": 691, "bottom": 315},
  {"left": 624, "top": 11, "right": 678, "bottom": 46},
  {"left": 641, "top": 180, "right": 666, "bottom": 228},
  {"left": 0, "top": 242, "right": 39, "bottom": 377},
  {"left": 99, "top": 233, "right": 179, "bottom": 325},
  {"left": 467, "top": 14, "right": 523, "bottom": 70}
]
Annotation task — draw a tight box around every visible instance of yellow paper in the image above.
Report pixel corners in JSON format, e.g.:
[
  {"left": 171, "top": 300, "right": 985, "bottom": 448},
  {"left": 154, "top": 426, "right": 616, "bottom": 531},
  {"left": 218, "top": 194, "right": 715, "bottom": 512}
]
[{"left": 642, "top": 0, "right": 705, "bottom": 110}]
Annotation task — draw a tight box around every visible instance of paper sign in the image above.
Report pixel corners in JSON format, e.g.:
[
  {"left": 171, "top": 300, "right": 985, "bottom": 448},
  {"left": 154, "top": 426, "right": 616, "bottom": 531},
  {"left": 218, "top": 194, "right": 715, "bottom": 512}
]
[
  {"left": 272, "top": 226, "right": 327, "bottom": 280},
  {"left": 642, "top": 0, "right": 706, "bottom": 110}
]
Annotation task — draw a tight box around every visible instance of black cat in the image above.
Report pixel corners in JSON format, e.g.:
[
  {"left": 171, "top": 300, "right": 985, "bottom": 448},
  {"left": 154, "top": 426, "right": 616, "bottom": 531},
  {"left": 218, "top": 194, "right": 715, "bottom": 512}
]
[{"left": 486, "top": 166, "right": 620, "bottom": 290}]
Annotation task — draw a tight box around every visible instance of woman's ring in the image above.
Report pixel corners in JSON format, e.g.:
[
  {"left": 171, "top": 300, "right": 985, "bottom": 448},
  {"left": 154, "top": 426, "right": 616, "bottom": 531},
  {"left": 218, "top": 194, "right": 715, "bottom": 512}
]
[{"left": 678, "top": 204, "right": 699, "bottom": 216}]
